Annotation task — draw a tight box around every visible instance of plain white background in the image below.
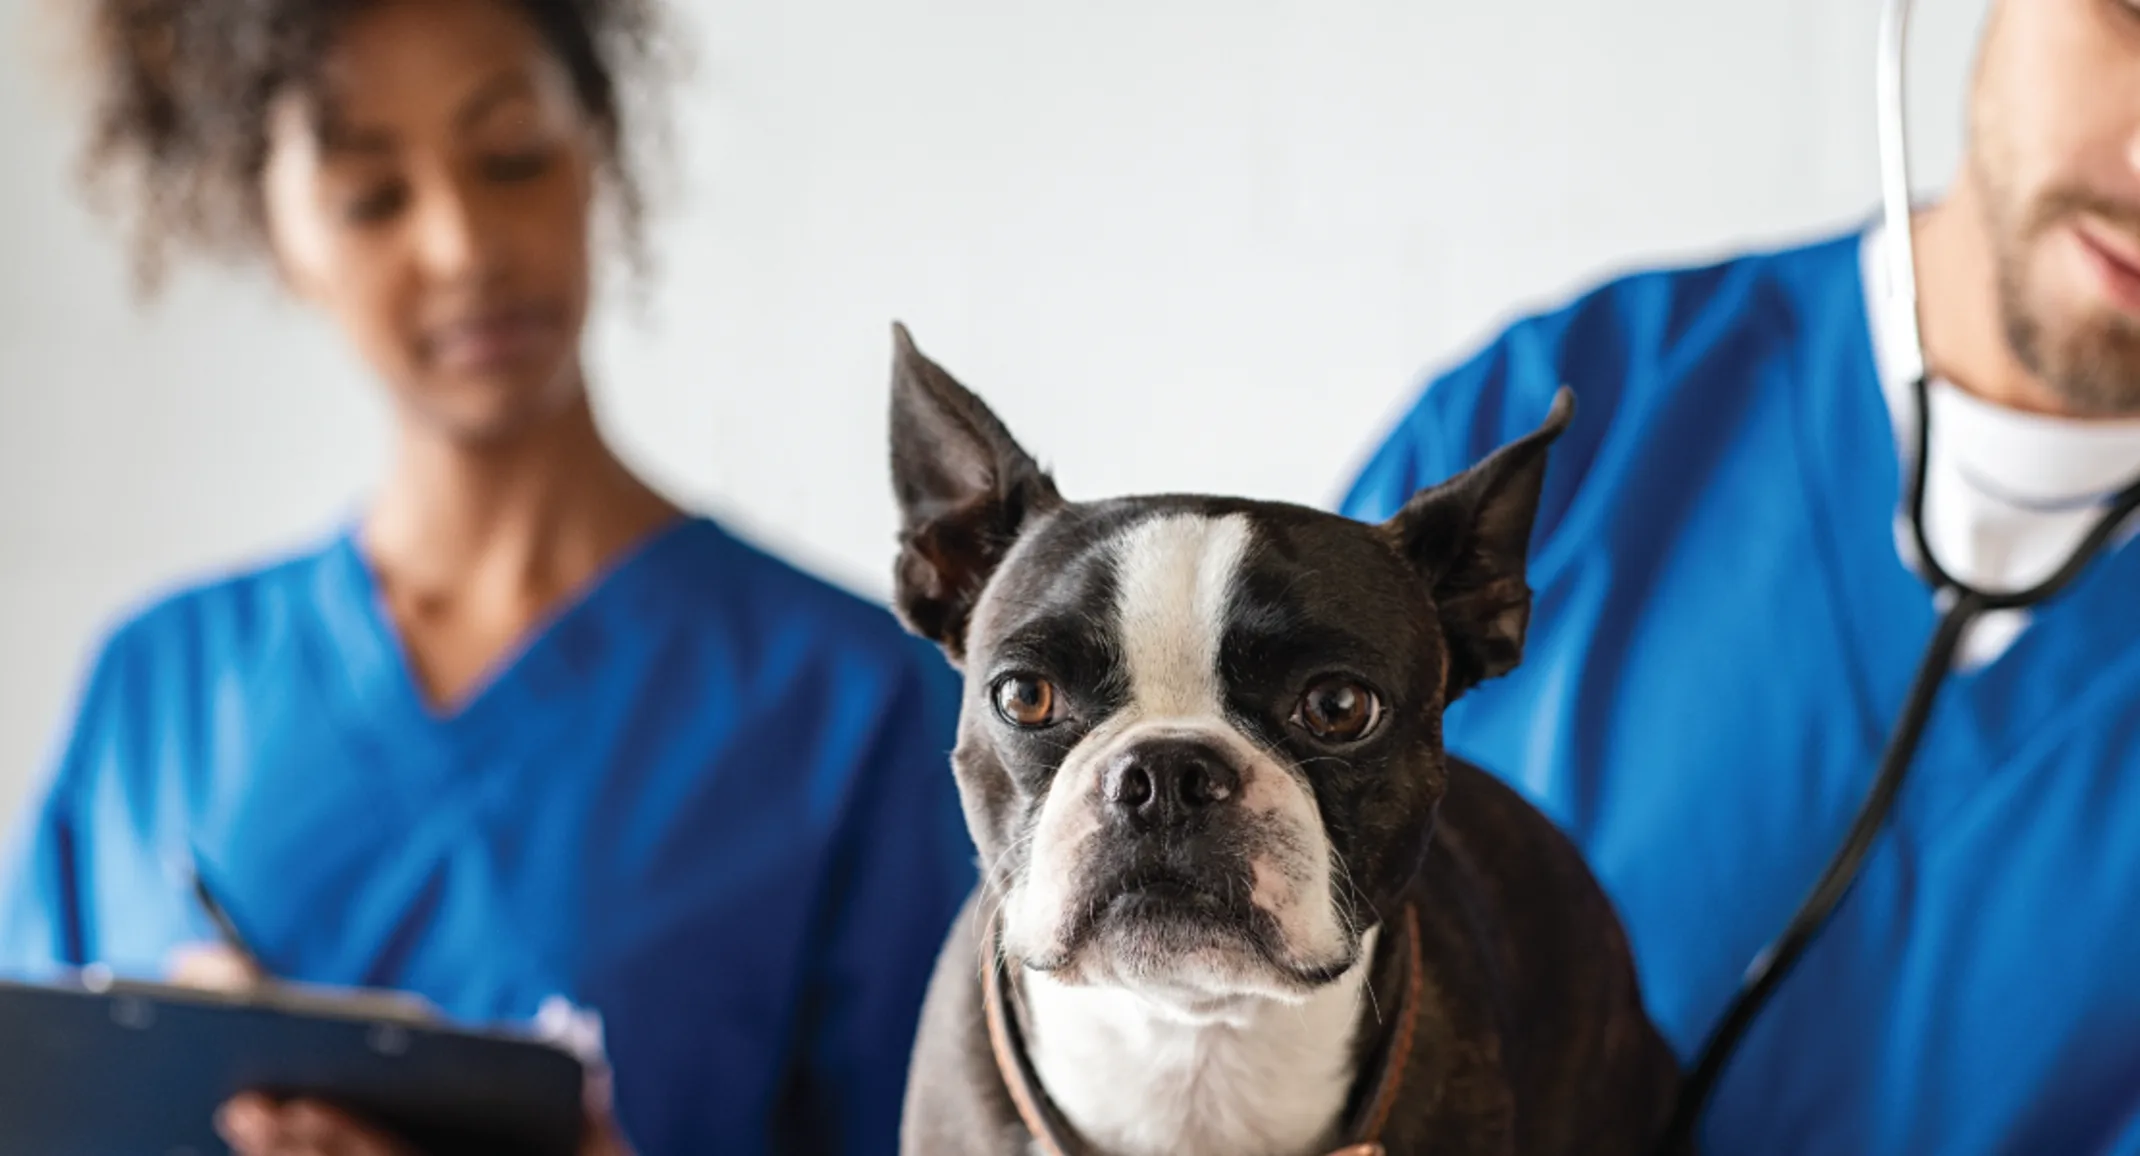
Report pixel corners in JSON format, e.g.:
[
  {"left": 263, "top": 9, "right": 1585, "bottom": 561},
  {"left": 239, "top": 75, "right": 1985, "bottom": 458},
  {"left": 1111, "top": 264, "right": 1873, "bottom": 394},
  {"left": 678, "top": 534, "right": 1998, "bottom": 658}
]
[{"left": 0, "top": 0, "right": 1989, "bottom": 830}]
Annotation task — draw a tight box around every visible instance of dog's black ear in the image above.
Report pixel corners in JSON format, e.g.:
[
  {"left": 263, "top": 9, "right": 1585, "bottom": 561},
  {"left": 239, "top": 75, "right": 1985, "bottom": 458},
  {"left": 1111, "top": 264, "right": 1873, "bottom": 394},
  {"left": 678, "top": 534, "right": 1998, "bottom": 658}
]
[
  {"left": 1382, "top": 388, "right": 1573, "bottom": 701},
  {"left": 888, "top": 323, "right": 1063, "bottom": 663}
]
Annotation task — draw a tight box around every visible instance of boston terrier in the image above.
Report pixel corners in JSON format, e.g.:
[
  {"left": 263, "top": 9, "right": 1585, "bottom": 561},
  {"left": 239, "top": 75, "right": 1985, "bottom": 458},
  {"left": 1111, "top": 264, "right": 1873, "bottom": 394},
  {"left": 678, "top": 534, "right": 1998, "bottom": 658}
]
[{"left": 886, "top": 324, "right": 1681, "bottom": 1156}]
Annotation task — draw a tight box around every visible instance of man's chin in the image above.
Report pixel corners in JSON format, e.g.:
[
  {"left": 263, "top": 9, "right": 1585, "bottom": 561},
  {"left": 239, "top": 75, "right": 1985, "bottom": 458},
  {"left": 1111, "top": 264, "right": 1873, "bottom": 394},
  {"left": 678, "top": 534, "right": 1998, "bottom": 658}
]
[
  {"left": 1998, "top": 274, "right": 2140, "bottom": 417},
  {"left": 2011, "top": 312, "right": 2140, "bottom": 416},
  {"left": 1995, "top": 217, "right": 2140, "bottom": 416}
]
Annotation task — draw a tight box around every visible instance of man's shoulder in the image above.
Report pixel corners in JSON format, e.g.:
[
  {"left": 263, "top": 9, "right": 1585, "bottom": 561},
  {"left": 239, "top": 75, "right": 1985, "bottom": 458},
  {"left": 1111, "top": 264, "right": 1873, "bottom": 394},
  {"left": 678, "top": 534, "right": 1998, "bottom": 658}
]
[
  {"left": 1342, "top": 225, "right": 1872, "bottom": 522},
  {"left": 1488, "top": 226, "right": 1867, "bottom": 392}
]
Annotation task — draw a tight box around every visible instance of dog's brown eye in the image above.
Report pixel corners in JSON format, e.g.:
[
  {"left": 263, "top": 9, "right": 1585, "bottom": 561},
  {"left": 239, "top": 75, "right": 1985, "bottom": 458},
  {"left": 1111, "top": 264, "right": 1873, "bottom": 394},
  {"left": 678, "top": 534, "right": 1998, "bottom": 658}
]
[
  {"left": 993, "top": 674, "right": 1060, "bottom": 728},
  {"left": 1296, "top": 677, "right": 1382, "bottom": 743}
]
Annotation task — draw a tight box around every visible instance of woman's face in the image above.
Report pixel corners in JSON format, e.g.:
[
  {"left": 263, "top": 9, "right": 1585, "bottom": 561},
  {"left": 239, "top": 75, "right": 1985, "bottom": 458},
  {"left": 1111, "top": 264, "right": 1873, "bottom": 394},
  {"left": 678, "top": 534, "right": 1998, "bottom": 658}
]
[{"left": 261, "top": 0, "right": 599, "bottom": 443}]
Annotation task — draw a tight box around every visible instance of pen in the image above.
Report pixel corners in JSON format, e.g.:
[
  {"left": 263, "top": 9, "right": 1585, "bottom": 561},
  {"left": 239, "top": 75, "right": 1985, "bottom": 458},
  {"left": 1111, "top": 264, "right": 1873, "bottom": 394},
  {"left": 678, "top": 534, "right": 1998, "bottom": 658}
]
[
  {"left": 182, "top": 852, "right": 271, "bottom": 980},
  {"left": 136, "top": 849, "right": 441, "bottom": 1027}
]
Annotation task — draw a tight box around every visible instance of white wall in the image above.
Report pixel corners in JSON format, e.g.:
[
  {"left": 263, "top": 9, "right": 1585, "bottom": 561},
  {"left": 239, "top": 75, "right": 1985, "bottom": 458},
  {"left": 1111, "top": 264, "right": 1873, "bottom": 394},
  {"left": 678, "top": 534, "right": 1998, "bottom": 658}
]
[{"left": 0, "top": 0, "right": 1988, "bottom": 828}]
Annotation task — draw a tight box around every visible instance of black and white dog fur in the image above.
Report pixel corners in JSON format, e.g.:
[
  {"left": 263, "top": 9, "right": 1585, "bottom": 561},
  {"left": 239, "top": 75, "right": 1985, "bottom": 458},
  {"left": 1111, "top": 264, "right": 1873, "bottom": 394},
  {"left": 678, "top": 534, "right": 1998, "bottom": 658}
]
[{"left": 887, "top": 325, "right": 1679, "bottom": 1156}]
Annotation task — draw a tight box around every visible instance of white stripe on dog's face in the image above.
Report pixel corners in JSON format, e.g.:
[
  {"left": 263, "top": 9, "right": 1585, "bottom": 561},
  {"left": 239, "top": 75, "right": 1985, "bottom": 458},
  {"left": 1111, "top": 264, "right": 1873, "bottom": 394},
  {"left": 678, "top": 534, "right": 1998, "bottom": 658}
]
[
  {"left": 1003, "top": 513, "right": 1352, "bottom": 1002},
  {"left": 1114, "top": 514, "right": 1251, "bottom": 718}
]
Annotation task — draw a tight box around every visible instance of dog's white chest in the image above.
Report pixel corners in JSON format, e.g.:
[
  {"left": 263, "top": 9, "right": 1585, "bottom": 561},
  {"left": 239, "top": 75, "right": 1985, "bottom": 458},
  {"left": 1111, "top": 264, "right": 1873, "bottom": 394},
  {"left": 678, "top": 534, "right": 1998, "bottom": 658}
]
[{"left": 1020, "top": 949, "right": 1372, "bottom": 1156}]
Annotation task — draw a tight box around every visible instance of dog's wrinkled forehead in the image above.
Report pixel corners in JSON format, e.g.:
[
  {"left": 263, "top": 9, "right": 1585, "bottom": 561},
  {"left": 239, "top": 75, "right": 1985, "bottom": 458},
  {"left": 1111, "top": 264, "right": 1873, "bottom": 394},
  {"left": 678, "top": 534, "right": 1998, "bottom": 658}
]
[
  {"left": 969, "top": 498, "right": 1435, "bottom": 711},
  {"left": 885, "top": 321, "right": 1574, "bottom": 763}
]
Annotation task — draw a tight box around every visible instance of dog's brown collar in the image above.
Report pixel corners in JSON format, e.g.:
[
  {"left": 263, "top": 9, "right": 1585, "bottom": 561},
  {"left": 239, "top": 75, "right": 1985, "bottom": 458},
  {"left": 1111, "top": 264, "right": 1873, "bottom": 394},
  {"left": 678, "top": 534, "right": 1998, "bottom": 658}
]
[{"left": 981, "top": 905, "right": 1427, "bottom": 1156}]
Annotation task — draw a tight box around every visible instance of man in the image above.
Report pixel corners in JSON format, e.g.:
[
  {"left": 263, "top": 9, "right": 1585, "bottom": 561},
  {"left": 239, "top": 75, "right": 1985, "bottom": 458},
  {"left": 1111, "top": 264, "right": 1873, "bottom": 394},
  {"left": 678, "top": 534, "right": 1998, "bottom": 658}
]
[{"left": 1341, "top": 2, "right": 2140, "bottom": 1152}]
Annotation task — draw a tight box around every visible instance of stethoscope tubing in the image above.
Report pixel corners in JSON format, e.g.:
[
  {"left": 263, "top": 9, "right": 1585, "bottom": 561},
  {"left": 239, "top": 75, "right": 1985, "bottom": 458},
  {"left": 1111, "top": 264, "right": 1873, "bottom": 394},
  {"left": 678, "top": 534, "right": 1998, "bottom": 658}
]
[{"left": 1653, "top": 1, "right": 2140, "bottom": 1150}]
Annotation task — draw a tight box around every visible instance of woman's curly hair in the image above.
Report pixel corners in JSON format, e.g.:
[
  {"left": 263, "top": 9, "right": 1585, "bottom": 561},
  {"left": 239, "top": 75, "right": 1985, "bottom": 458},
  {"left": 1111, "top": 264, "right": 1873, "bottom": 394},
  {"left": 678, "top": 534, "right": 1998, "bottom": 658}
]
[{"left": 78, "top": 0, "right": 672, "bottom": 287}]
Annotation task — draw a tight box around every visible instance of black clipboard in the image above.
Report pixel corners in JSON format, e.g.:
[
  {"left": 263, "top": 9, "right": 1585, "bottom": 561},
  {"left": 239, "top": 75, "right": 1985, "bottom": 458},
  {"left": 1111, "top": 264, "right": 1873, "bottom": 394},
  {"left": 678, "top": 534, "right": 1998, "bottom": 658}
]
[{"left": 0, "top": 974, "right": 588, "bottom": 1155}]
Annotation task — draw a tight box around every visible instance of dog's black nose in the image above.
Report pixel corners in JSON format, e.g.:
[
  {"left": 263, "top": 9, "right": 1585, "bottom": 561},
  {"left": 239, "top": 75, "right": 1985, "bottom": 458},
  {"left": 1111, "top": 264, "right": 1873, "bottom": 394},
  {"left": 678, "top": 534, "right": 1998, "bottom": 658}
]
[{"left": 1104, "top": 739, "right": 1242, "bottom": 827}]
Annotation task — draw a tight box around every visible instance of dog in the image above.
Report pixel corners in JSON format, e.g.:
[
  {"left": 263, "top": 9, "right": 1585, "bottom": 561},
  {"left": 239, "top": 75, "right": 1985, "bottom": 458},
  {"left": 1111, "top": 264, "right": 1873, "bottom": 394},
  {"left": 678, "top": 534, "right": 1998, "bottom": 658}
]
[{"left": 885, "top": 323, "right": 1680, "bottom": 1156}]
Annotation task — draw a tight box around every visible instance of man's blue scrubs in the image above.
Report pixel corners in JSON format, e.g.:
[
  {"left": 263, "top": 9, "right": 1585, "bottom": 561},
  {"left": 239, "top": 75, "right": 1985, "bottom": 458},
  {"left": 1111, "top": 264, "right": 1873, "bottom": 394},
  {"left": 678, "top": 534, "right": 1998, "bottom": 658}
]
[
  {"left": 0, "top": 516, "right": 976, "bottom": 1156},
  {"left": 1342, "top": 229, "right": 2140, "bottom": 1154}
]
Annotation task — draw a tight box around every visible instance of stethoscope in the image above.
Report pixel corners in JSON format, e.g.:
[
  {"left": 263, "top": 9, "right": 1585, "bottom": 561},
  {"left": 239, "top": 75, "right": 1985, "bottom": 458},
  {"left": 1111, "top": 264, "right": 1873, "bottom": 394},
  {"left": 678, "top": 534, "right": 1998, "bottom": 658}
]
[{"left": 1654, "top": 0, "right": 2140, "bottom": 1150}]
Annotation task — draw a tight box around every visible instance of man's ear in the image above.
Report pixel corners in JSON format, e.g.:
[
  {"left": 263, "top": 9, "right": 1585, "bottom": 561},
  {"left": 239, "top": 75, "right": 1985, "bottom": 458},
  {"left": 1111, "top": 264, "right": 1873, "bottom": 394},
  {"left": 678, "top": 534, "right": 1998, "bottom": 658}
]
[
  {"left": 888, "top": 323, "right": 1062, "bottom": 664},
  {"left": 1381, "top": 388, "right": 1574, "bottom": 701}
]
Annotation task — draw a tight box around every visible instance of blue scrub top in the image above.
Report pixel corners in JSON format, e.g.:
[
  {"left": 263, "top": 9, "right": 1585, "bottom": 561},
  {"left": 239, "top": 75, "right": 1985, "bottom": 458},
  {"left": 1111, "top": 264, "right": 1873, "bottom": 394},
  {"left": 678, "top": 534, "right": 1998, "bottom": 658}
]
[
  {"left": 0, "top": 516, "right": 977, "bottom": 1156},
  {"left": 1342, "top": 229, "right": 2140, "bottom": 1155}
]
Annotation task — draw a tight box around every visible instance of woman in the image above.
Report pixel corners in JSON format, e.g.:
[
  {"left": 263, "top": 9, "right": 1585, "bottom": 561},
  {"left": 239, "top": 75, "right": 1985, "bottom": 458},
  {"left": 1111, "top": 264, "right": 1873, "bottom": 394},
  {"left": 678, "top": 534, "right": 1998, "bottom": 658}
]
[{"left": 0, "top": 1, "right": 974, "bottom": 1153}]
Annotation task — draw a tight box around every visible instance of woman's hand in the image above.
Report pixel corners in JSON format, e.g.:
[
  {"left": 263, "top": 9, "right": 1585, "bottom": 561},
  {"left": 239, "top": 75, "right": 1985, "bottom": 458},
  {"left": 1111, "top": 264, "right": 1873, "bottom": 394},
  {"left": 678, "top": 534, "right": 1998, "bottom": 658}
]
[
  {"left": 167, "top": 942, "right": 264, "bottom": 991},
  {"left": 214, "top": 1096, "right": 418, "bottom": 1156},
  {"left": 168, "top": 945, "right": 411, "bottom": 1154},
  {"left": 166, "top": 945, "right": 634, "bottom": 1156},
  {"left": 214, "top": 1095, "right": 635, "bottom": 1156}
]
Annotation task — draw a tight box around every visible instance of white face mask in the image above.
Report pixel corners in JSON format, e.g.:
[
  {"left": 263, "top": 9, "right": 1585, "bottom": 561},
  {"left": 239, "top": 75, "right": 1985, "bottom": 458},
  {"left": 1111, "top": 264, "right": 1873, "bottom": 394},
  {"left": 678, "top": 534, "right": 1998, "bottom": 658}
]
[{"left": 1865, "top": 227, "right": 2140, "bottom": 667}]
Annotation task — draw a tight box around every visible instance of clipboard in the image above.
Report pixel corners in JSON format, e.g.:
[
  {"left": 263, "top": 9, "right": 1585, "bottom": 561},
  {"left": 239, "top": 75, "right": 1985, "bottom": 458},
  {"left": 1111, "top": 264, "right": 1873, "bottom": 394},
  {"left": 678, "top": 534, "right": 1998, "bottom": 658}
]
[{"left": 0, "top": 973, "right": 588, "bottom": 1155}]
